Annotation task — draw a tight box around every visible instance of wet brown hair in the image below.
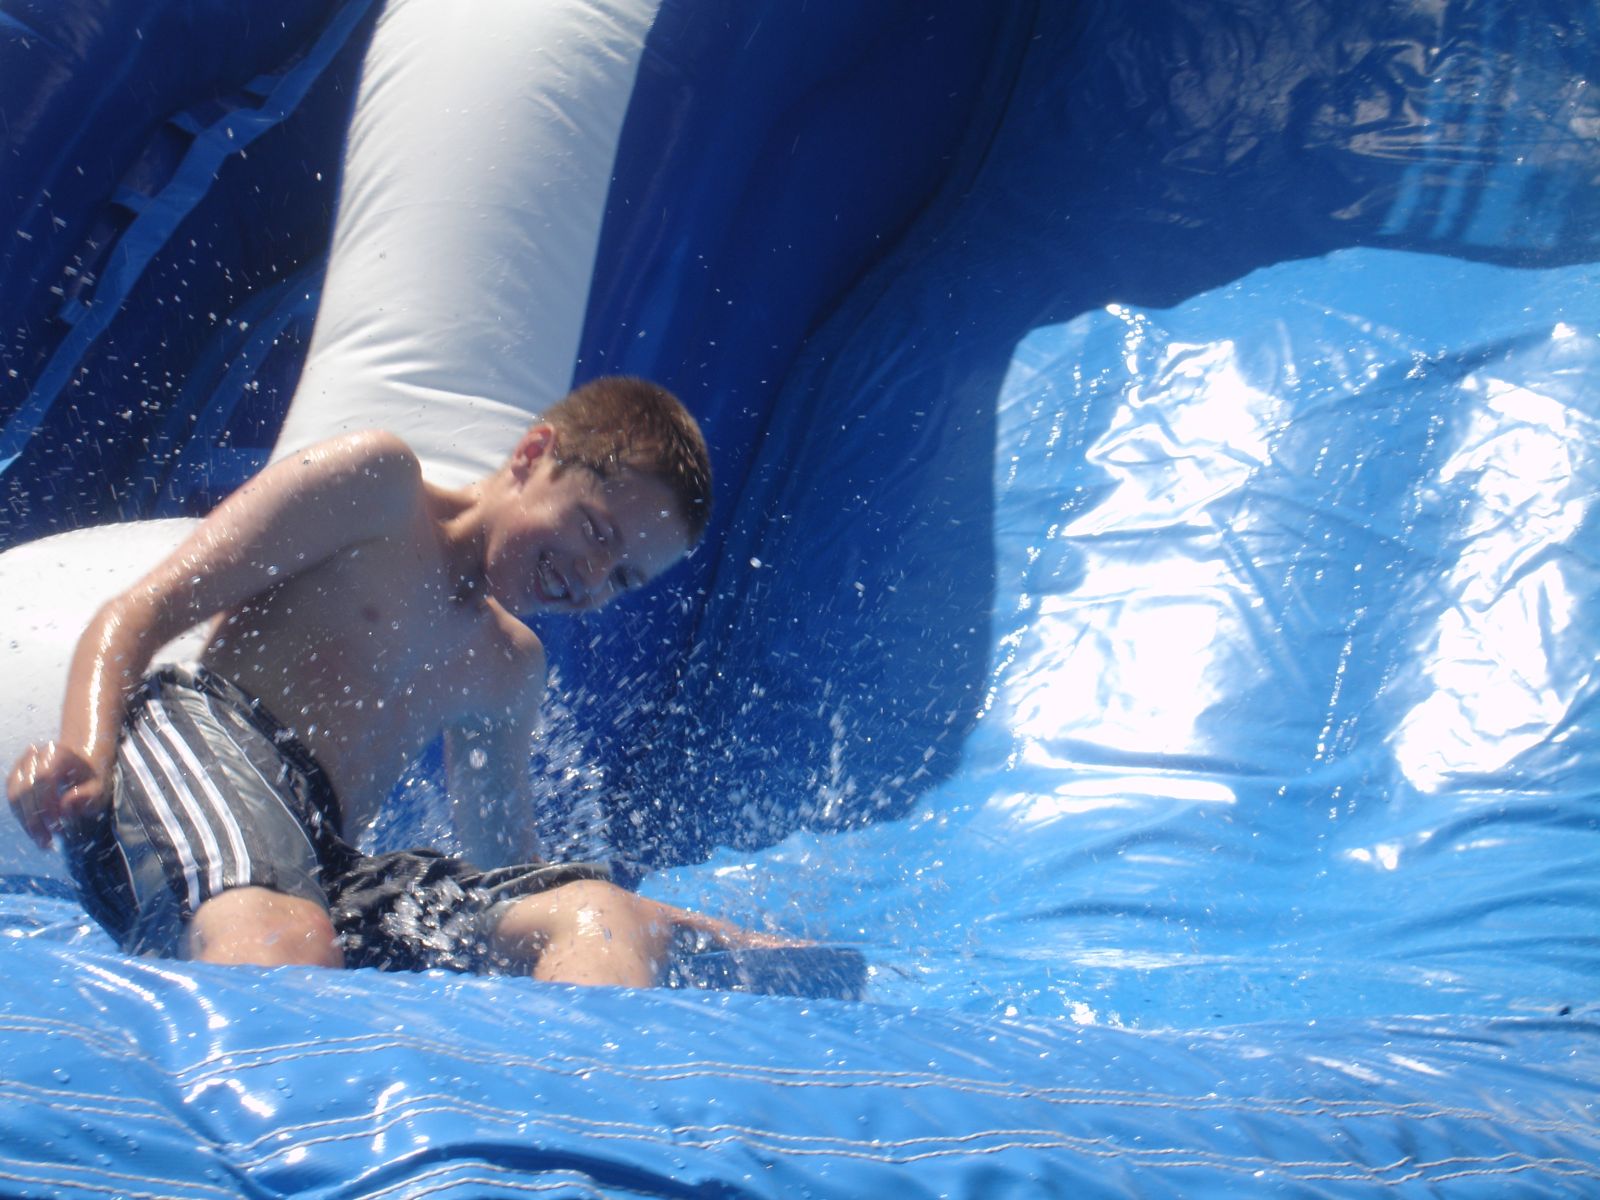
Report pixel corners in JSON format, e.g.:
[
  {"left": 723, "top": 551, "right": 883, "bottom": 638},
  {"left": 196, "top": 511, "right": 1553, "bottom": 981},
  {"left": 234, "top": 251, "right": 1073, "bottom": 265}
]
[{"left": 542, "top": 375, "right": 712, "bottom": 543}]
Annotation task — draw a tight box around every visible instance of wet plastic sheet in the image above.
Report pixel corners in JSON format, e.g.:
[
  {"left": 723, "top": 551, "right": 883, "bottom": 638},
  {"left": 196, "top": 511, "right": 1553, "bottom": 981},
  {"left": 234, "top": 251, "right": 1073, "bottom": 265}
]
[
  {"left": 4, "top": 912, "right": 1598, "bottom": 1198},
  {"left": 9, "top": 266, "right": 1599, "bottom": 1193},
  {"left": 4, "top": 0, "right": 1600, "bottom": 1196},
  {"left": 605, "top": 0, "right": 1600, "bottom": 870},
  {"left": 644, "top": 248, "right": 1600, "bottom": 1030}
]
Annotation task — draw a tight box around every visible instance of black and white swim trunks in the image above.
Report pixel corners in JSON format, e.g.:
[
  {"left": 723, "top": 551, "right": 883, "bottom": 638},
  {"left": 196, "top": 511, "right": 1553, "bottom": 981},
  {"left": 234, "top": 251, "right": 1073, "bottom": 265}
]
[
  {"left": 66, "top": 663, "right": 611, "bottom": 968},
  {"left": 67, "top": 663, "right": 349, "bottom": 957},
  {"left": 327, "top": 850, "right": 609, "bottom": 973}
]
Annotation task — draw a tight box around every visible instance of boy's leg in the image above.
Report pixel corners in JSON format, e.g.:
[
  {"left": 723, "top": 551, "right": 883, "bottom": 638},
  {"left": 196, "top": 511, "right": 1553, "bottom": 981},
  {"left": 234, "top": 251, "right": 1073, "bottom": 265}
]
[
  {"left": 186, "top": 886, "right": 343, "bottom": 968},
  {"left": 88, "top": 666, "right": 348, "bottom": 970},
  {"left": 488, "top": 878, "right": 800, "bottom": 988}
]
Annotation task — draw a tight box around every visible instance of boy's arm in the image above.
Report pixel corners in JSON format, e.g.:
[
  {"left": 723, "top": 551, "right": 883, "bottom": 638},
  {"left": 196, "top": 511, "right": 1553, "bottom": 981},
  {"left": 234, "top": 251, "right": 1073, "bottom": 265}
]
[
  {"left": 443, "top": 608, "right": 548, "bottom": 867},
  {"left": 7, "top": 430, "right": 422, "bottom": 847},
  {"left": 444, "top": 714, "right": 546, "bottom": 868}
]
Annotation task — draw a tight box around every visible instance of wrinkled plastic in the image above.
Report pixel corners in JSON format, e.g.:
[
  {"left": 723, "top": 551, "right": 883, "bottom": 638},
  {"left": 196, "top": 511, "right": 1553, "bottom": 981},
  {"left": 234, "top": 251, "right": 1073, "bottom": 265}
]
[
  {"left": 3, "top": 0, "right": 1600, "bottom": 1196},
  {"left": 3, "top": 919, "right": 1597, "bottom": 1197},
  {"left": 626, "top": 0, "right": 1600, "bottom": 864}
]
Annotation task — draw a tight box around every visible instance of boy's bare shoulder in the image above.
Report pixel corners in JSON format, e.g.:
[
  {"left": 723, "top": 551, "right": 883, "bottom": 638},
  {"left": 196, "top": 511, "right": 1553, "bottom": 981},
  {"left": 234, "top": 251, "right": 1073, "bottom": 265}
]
[
  {"left": 290, "top": 429, "right": 422, "bottom": 491},
  {"left": 482, "top": 600, "right": 548, "bottom": 706},
  {"left": 265, "top": 430, "right": 425, "bottom": 538}
]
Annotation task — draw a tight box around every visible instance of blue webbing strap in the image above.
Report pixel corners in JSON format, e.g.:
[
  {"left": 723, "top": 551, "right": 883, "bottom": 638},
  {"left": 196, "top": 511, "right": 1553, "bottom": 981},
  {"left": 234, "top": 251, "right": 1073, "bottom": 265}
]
[{"left": 0, "top": 0, "right": 375, "bottom": 479}]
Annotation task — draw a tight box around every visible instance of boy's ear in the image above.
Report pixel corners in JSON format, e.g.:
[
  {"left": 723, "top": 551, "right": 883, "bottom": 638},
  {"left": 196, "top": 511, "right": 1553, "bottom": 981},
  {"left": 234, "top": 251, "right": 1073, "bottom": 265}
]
[{"left": 511, "top": 423, "right": 559, "bottom": 477}]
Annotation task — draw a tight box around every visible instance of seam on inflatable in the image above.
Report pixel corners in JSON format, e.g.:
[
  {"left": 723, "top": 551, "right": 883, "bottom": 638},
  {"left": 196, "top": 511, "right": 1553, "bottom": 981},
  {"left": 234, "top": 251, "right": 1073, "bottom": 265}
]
[
  {"left": 246, "top": 1094, "right": 1597, "bottom": 1175},
  {"left": 0, "top": 1166, "right": 236, "bottom": 1200},
  {"left": 0, "top": 1082, "right": 198, "bottom": 1130},
  {"left": 1, "top": 1019, "right": 1593, "bottom": 1183},
  {"left": 362, "top": 1166, "right": 611, "bottom": 1200},
  {"left": 13, "top": 1000, "right": 1582, "bottom": 1147},
  {"left": 232, "top": 1103, "right": 1600, "bottom": 1184},
  {"left": 0, "top": 13, "right": 61, "bottom": 48},
  {"left": 158, "top": 1034, "right": 1598, "bottom": 1138}
]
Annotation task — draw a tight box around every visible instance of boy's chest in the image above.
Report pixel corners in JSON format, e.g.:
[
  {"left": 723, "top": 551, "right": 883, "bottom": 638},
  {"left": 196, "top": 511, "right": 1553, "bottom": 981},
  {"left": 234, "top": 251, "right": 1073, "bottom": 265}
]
[
  {"left": 218, "top": 536, "right": 529, "bottom": 721},
  {"left": 206, "top": 533, "right": 542, "bottom": 821}
]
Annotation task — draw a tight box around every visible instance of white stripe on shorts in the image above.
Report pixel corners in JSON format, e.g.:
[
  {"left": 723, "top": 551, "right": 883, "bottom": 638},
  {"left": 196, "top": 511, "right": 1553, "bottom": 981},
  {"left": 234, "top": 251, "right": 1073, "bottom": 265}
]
[
  {"left": 128, "top": 709, "right": 231, "bottom": 903},
  {"left": 144, "top": 697, "right": 254, "bottom": 898},
  {"left": 119, "top": 724, "right": 207, "bottom": 911},
  {"left": 200, "top": 691, "right": 320, "bottom": 867}
]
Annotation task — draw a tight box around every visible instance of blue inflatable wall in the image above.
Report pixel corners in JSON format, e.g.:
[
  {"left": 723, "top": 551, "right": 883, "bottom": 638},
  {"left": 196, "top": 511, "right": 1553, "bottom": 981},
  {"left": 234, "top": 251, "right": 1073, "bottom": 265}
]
[{"left": 4, "top": 1, "right": 1600, "bottom": 1196}]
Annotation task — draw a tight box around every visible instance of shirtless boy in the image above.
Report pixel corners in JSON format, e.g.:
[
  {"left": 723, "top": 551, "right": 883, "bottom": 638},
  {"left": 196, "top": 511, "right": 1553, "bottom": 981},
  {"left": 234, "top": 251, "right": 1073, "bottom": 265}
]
[{"left": 7, "top": 376, "right": 788, "bottom": 987}]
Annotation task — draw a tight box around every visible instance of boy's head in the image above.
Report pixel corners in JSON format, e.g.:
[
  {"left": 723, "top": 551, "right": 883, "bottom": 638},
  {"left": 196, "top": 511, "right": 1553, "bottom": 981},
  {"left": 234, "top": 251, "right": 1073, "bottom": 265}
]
[
  {"left": 485, "top": 377, "right": 712, "bottom": 615},
  {"left": 541, "top": 376, "right": 712, "bottom": 544}
]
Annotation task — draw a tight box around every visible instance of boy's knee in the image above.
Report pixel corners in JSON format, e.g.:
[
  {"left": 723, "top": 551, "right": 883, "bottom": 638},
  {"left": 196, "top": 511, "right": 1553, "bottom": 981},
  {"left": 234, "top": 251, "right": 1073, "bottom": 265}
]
[
  {"left": 491, "top": 879, "right": 669, "bottom": 987},
  {"left": 494, "top": 879, "right": 637, "bottom": 946},
  {"left": 186, "top": 886, "right": 343, "bottom": 968},
  {"left": 549, "top": 877, "right": 640, "bottom": 921}
]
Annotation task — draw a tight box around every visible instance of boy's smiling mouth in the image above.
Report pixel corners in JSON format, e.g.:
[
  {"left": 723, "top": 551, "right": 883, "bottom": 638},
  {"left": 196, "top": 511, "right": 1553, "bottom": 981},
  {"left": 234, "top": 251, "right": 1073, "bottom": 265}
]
[{"left": 535, "top": 553, "right": 571, "bottom": 606}]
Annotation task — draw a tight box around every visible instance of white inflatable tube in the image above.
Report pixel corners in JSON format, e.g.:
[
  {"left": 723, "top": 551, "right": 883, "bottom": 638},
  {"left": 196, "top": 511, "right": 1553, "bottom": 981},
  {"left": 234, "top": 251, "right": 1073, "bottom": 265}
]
[
  {"left": 277, "top": 0, "right": 662, "bottom": 484},
  {"left": 0, "top": 521, "right": 210, "bottom": 876}
]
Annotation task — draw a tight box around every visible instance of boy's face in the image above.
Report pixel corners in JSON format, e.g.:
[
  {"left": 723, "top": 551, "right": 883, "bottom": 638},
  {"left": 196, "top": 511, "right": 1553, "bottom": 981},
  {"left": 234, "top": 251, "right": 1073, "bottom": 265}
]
[{"left": 487, "top": 427, "right": 692, "bottom": 615}]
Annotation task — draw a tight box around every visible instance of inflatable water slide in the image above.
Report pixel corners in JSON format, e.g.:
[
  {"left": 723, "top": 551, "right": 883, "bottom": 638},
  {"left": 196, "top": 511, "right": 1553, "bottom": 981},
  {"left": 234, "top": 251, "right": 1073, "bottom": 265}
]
[{"left": 2, "top": 0, "right": 1599, "bottom": 1195}]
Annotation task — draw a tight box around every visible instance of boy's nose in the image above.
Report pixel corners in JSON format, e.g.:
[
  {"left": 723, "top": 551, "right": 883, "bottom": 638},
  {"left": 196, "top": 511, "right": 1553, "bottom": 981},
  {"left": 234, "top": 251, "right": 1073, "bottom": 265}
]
[{"left": 572, "top": 550, "right": 613, "bottom": 602}]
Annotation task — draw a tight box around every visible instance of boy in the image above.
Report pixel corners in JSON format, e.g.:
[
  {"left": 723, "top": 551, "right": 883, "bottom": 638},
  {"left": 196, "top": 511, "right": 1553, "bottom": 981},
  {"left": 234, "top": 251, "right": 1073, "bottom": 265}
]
[{"left": 7, "top": 376, "right": 789, "bottom": 985}]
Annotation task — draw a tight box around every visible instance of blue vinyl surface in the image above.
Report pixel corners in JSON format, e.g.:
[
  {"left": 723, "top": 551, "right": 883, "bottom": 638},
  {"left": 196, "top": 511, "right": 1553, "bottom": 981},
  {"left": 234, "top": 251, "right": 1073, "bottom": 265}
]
[
  {"left": 5, "top": 909, "right": 1598, "bottom": 1197},
  {"left": 4, "top": 1, "right": 1600, "bottom": 1196}
]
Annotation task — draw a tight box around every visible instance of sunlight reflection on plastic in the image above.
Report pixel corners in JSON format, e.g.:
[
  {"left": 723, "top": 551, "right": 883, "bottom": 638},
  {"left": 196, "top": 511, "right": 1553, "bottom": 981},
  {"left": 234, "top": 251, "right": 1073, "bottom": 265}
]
[
  {"left": 990, "top": 323, "right": 1278, "bottom": 787},
  {"left": 185, "top": 1075, "right": 277, "bottom": 1119},
  {"left": 371, "top": 1079, "right": 408, "bottom": 1160},
  {"left": 1393, "top": 377, "right": 1593, "bottom": 792},
  {"left": 994, "top": 775, "right": 1235, "bottom": 825},
  {"left": 1344, "top": 842, "right": 1403, "bottom": 871}
]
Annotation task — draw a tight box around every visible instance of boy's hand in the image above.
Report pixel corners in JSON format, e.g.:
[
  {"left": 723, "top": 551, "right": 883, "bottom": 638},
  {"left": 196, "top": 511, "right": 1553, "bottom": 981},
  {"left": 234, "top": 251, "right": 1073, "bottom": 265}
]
[{"left": 7, "top": 742, "right": 108, "bottom": 850}]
